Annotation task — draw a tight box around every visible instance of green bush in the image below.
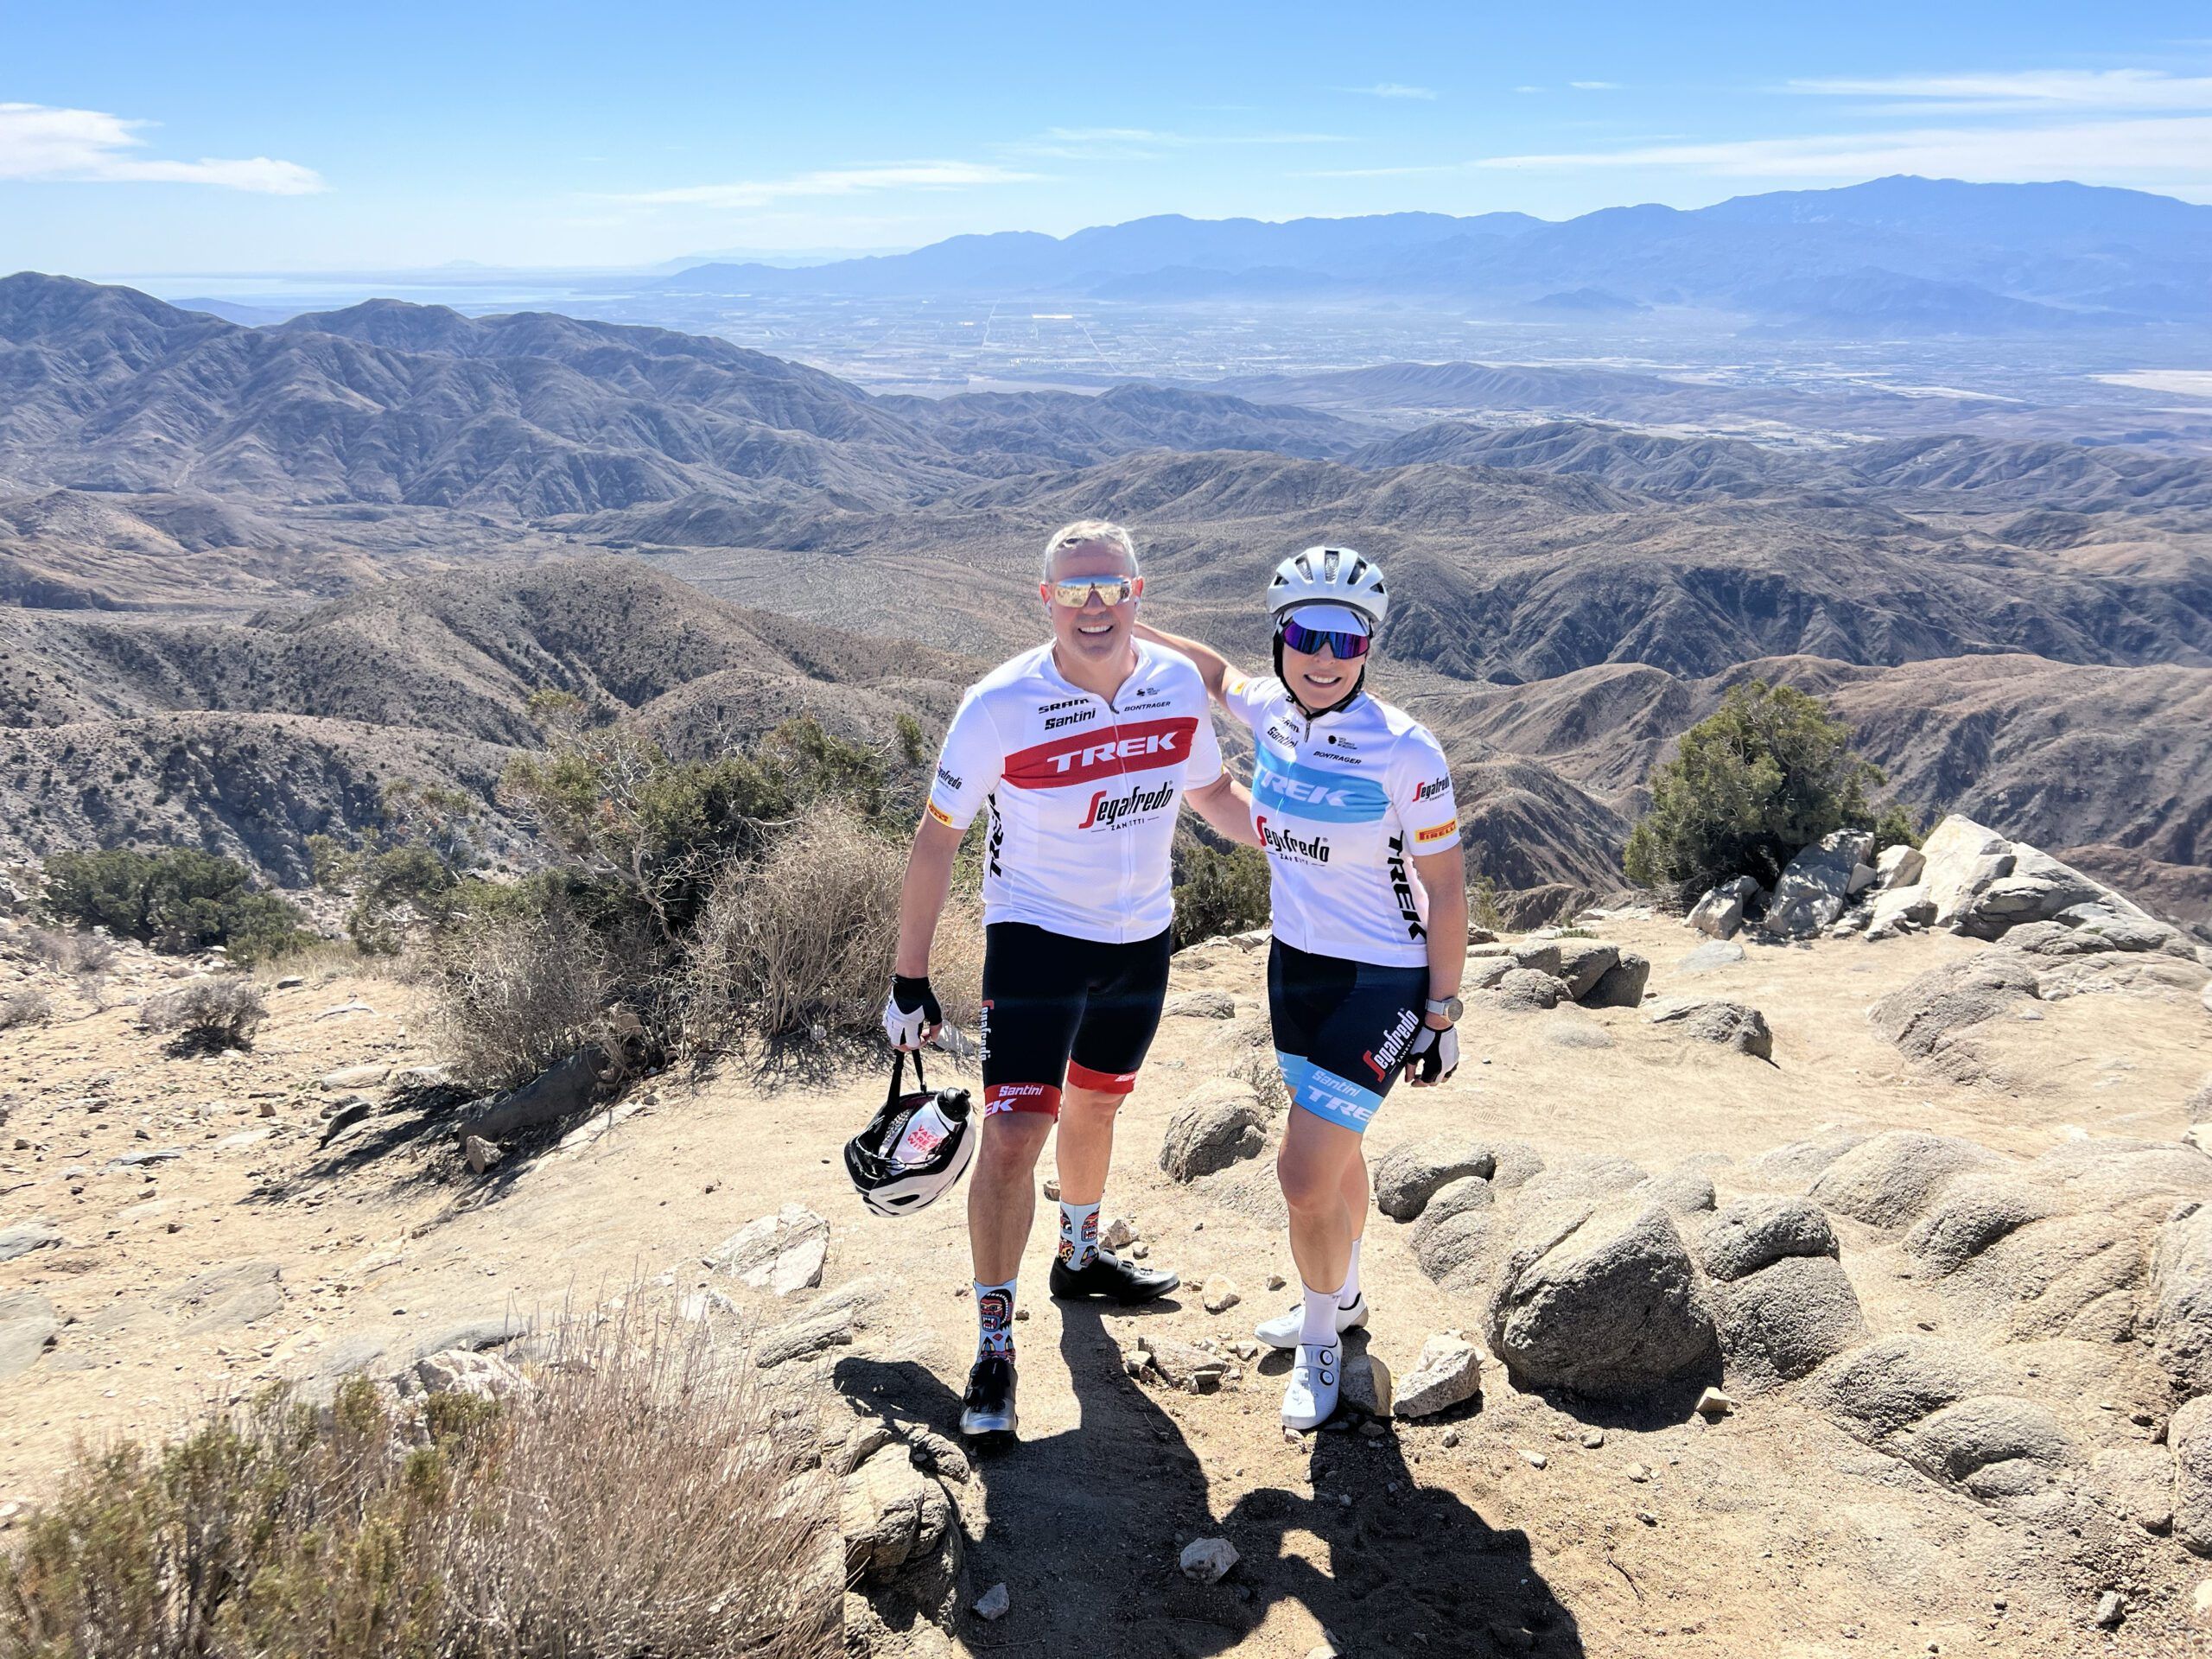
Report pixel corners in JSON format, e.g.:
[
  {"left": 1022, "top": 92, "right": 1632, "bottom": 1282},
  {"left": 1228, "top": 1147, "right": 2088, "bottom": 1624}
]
[
  {"left": 1624, "top": 680, "right": 1920, "bottom": 898},
  {"left": 41, "top": 849, "right": 310, "bottom": 963},
  {"left": 1172, "top": 831, "right": 1270, "bottom": 949}
]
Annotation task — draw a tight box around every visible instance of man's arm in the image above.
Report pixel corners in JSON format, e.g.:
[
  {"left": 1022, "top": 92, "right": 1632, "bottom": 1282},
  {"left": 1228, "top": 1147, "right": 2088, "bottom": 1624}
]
[
  {"left": 1412, "top": 844, "right": 1468, "bottom": 1013},
  {"left": 893, "top": 814, "right": 965, "bottom": 980},
  {"left": 1134, "top": 620, "right": 1243, "bottom": 706},
  {"left": 1185, "top": 773, "right": 1261, "bottom": 847}
]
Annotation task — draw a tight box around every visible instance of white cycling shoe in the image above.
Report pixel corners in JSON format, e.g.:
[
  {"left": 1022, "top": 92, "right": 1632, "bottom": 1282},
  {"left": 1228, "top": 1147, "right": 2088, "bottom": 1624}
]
[
  {"left": 1254, "top": 1291, "right": 1367, "bottom": 1351},
  {"left": 1281, "top": 1342, "right": 1341, "bottom": 1432}
]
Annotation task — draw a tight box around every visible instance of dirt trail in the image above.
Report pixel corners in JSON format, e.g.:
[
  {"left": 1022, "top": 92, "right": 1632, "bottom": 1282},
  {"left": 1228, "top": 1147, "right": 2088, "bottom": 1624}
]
[{"left": 3, "top": 918, "right": 2209, "bottom": 1656}]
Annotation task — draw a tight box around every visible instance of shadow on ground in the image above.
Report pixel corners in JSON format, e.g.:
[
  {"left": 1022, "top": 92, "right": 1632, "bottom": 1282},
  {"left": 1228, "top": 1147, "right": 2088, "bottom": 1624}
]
[{"left": 836, "top": 1306, "right": 1583, "bottom": 1656}]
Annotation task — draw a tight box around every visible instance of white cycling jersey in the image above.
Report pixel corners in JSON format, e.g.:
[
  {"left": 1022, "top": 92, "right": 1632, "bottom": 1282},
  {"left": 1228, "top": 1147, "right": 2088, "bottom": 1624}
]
[
  {"left": 928, "top": 640, "right": 1224, "bottom": 944},
  {"left": 1223, "top": 674, "right": 1461, "bottom": 969}
]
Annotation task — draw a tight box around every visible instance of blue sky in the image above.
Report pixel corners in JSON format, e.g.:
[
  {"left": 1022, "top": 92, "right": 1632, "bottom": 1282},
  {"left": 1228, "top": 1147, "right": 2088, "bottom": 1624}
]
[{"left": 5, "top": 2, "right": 2210, "bottom": 273}]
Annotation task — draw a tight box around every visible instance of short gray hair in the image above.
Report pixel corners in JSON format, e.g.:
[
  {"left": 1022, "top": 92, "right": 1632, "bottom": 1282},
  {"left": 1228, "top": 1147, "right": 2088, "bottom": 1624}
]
[{"left": 1042, "top": 518, "right": 1139, "bottom": 582}]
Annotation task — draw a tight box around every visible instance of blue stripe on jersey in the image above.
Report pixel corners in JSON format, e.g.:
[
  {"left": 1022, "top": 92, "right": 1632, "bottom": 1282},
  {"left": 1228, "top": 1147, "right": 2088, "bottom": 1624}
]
[{"left": 1250, "top": 756, "right": 1390, "bottom": 824}]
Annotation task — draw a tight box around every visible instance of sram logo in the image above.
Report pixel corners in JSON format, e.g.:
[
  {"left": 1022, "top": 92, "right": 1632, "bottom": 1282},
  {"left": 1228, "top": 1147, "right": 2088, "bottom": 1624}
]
[{"left": 1001, "top": 717, "right": 1198, "bottom": 789}]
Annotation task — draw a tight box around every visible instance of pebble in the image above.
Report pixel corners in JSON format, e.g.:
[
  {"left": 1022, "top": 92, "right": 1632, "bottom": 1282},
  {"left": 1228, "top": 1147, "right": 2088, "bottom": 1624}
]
[
  {"left": 1042, "top": 1179, "right": 1060, "bottom": 1201},
  {"left": 1204, "top": 1283, "right": 1241, "bottom": 1315},
  {"left": 2094, "top": 1591, "right": 2123, "bottom": 1630},
  {"left": 973, "top": 1582, "right": 1010, "bottom": 1621},
  {"left": 1266, "top": 1273, "right": 1286, "bottom": 1291},
  {"left": 1521, "top": 1449, "right": 1548, "bottom": 1469},
  {"left": 1179, "top": 1537, "right": 1238, "bottom": 1585},
  {"left": 1441, "top": 1429, "right": 1460, "bottom": 1448},
  {"left": 1626, "top": 1463, "right": 1653, "bottom": 1483},
  {"left": 1694, "top": 1387, "right": 1735, "bottom": 1419},
  {"left": 1583, "top": 1429, "right": 1605, "bottom": 1448}
]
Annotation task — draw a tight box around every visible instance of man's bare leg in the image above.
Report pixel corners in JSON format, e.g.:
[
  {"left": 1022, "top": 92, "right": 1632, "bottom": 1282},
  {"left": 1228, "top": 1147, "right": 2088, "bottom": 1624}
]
[
  {"left": 969, "top": 1111, "right": 1053, "bottom": 1285},
  {"left": 1052, "top": 1084, "right": 1123, "bottom": 1205}
]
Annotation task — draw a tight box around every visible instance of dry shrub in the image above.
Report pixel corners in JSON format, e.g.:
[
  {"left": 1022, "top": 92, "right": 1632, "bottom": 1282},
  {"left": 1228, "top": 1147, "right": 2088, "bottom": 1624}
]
[
  {"left": 427, "top": 905, "right": 619, "bottom": 1094},
  {"left": 137, "top": 977, "right": 266, "bottom": 1052},
  {"left": 22, "top": 927, "right": 114, "bottom": 977},
  {"left": 683, "top": 810, "right": 983, "bottom": 1048},
  {"left": 0, "top": 988, "right": 50, "bottom": 1031},
  {"left": 0, "top": 1309, "right": 835, "bottom": 1658}
]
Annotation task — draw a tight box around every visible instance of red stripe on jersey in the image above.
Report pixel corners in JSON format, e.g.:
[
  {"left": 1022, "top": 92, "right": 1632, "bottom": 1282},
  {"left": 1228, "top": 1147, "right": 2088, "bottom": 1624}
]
[{"left": 1001, "top": 716, "right": 1198, "bottom": 790}]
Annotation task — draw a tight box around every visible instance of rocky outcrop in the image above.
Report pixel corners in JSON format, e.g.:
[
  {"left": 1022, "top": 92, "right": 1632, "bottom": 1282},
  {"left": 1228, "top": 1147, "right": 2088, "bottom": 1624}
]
[
  {"left": 1582, "top": 950, "right": 1651, "bottom": 1007},
  {"left": 1649, "top": 997, "right": 1773, "bottom": 1059},
  {"left": 1688, "top": 875, "right": 1762, "bottom": 940},
  {"left": 1767, "top": 830, "right": 1874, "bottom": 938},
  {"left": 708, "top": 1204, "right": 830, "bottom": 1297},
  {"left": 2154, "top": 1201, "right": 2212, "bottom": 1399},
  {"left": 1373, "top": 1139, "right": 1496, "bottom": 1221}
]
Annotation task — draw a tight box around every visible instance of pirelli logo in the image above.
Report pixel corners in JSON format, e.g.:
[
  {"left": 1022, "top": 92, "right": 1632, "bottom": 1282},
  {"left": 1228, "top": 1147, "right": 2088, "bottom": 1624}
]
[
  {"left": 1415, "top": 819, "right": 1458, "bottom": 844},
  {"left": 926, "top": 801, "right": 956, "bottom": 827}
]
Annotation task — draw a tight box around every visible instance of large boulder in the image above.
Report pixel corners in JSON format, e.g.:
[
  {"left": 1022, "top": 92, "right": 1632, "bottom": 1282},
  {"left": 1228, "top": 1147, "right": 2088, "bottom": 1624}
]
[
  {"left": 1688, "top": 876, "right": 1762, "bottom": 940},
  {"left": 1373, "top": 1139, "right": 1496, "bottom": 1222},
  {"left": 1649, "top": 997, "right": 1773, "bottom": 1059},
  {"left": 1699, "top": 1197, "right": 1839, "bottom": 1281},
  {"left": 1815, "top": 1335, "right": 2012, "bottom": 1441},
  {"left": 1414, "top": 1209, "right": 1502, "bottom": 1289},
  {"left": 1808, "top": 1131, "right": 2001, "bottom": 1229},
  {"left": 1917, "top": 816, "right": 2018, "bottom": 926},
  {"left": 1551, "top": 940, "right": 1620, "bottom": 1001},
  {"left": 1900, "top": 1395, "right": 2072, "bottom": 1499},
  {"left": 1486, "top": 1202, "right": 1716, "bottom": 1401},
  {"left": 1766, "top": 830, "right": 1874, "bottom": 938},
  {"left": 1473, "top": 968, "right": 1563, "bottom": 1014},
  {"left": 2153, "top": 1201, "right": 2212, "bottom": 1398},
  {"left": 1956, "top": 849, "right": 2110, "bottom": 940},
  {"left": 1714, "top": 1255, "right": 1867, "bottom": 1392},
  {"left": 1408, "top": 1174, "right": 1497, "bottom": 1244},
  {"left": 1580, "top": 950, "right": 1650, "bottom": 1008},
  {"left": 1160, "top": 1080, "right": 1268, "bottom": 1181},
  {"left": 1865, "top": 884, "right": 1936, "bottom": 939}
]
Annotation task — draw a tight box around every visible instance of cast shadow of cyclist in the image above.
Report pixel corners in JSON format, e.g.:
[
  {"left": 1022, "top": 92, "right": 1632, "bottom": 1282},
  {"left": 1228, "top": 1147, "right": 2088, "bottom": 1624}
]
[{"left": 833, "top": 1305, "right": 1584, "bottom": 1656}]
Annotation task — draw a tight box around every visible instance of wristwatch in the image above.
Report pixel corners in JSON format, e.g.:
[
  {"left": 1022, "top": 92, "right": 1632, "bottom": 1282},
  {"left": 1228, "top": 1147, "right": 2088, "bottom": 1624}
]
[{"left": 1425, "top": 995, "right": 1465, "bottom": 1021}]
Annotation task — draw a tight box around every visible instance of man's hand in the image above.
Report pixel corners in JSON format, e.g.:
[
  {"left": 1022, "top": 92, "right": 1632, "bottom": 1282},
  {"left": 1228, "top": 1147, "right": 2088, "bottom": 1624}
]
[
  {"left": 883, "top": 974, "right": 942, "bottom": 1051},
  {"left": 1404, "top": 1020, "right": 1459, "bottom": 1086}
]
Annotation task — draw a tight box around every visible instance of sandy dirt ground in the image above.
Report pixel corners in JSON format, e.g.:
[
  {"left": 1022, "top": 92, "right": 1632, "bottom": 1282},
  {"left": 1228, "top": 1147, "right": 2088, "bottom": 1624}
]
[{"left": 3, "top": 916, "right": 2209, "bottom": 1657}]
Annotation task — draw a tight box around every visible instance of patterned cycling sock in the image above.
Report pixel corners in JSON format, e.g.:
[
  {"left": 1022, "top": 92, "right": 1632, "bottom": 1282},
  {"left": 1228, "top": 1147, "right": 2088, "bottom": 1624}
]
[
  {"left": 1341, "top": 1236, "right": 1364, "bottom": 1308},
  {"left": 975, "top": 1279, "right": 1017, "bottom": 1360},
  {"left": 1058, "top": 1200, "right": 1101, "bottom": 1269}
]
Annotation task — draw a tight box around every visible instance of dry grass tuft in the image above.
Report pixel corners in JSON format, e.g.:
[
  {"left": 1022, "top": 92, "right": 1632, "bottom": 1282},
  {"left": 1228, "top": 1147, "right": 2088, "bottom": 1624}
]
[
  {"left": 683, "top": 810, "right": 982, "bottom": 1050},
  {"left": 137, "top": 977, "right": 266, "bottom": 1052},
  {"left": 0, "top": 988, "right": 50, "bottom": 1031},
  {"left": 0, "top": 1307, "right": 836, "bottom": 1659},
  {"left": 21, "top": 926, "right": 115, "bottom": 977},
  {"left": 425, "top": 906, "right": 619, "bottom": 1095}
]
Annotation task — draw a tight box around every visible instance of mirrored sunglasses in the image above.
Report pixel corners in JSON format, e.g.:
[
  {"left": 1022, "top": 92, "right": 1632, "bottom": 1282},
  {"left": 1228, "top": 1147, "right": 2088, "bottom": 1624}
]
[
  {"left": 1279, "top": 618, "right": 1371, "bottom": 659},
  {"left": 1047, "top": 574, "right": 1138, "bottom": 607}
]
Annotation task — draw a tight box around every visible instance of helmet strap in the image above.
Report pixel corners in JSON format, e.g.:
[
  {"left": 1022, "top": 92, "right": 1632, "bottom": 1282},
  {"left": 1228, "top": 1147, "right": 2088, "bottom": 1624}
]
[{"left": 1273, "top": 630, "right": 1367, "bottom": 721}]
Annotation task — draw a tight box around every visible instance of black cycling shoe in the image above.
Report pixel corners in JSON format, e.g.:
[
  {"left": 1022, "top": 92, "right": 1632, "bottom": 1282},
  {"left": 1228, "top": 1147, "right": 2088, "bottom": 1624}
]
[
  {"left": 1049, "top": 1249, "right": 1180, "bottom": 1305},
  {"left": 960, "top": 1353, "right": 1018, "bottom": 1438}
]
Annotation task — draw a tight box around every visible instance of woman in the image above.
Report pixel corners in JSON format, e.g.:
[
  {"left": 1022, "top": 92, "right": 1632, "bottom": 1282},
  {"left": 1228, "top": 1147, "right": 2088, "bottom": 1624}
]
[{"left": 1141, "top": 546, "right": 1466, "bottom": 1430}]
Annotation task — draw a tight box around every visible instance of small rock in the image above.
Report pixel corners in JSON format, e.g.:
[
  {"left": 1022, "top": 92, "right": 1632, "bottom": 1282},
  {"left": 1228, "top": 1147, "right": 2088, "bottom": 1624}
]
[
  {"left": 1583, "top": 1429, "right": 1605, "bottom": 1448},
  {"left": 1179, "top": 1536, "right": 1239, "bottom": 1585},
  {"left": 319, "top": 1062, "right": 392, "bottom": 1091},
  {"left": 1441, "top": 1428, "right": 1460, "bottom": 1448},
  {"left": 974, "top": 1582, "right": 1010, "bottom": 1621},
  {"left": 462, "top": 1135, "right": 502, "bottom": 1174},
  {"left": 1204, "top": 1283, "right": 1241, "bottom": 1315},
  {"left": 2094, "top": 1591, "right": 2124, "bottom": 1630},
  {"left": 1522, "top": 1449, "right": 1549, "bottom": 1469},
  {"left": 274, "top": 975, "right": 306, "bottom": 989},
  {"left": 1043, "top": 1178, "right": 1061, "bottom": 1202},
  {"left": 1627, "top": 1463, "right": 1653, "bottom": 1483},
  {"left": 1166, "top": 989, "right": 1236, "bottom": 1020},
  {"left": 2191, "top": 1579, "right": 2212, "bottom": 1629},
  {"left": 1341, "top": 1352, "right": 1393, "bottom": 1418},
  {"left": 1395, "top": 1332, "right": 1483, "bottom": 1419},
  {"left": 1101, "top": 1215, "right": 1137, "bottom": 1249},
  {"left": 1266, "top": 1273, "right": 1287, "bottom": 1292},
  {"left": 1695, "top": 1387, "right": 1736, "bottom": 1419}
]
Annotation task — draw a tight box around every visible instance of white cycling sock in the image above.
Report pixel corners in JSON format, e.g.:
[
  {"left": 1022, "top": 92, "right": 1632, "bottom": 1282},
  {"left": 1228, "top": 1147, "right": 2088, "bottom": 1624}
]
[
  {"left": 1299, "top": 1281, "right": 1344, "bottom": 1348},
  {"left": 1342, "top": 1236, "right": 1363, "bottom": 1307},
  {"left": 975, "top": 1279, "right": 1017, "bottom": 1359},
  {"left": 1058, "top": 1200, "right": 1100, "bottom": 1269}
]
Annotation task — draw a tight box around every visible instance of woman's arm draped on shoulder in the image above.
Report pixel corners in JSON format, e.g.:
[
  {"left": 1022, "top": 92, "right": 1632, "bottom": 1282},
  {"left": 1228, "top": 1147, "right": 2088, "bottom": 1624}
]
[
  {"left": 1134, "top": 620, "right": 1243, "bottom": 707},
  {"left": 1185, "top": 774, "right": 1262, "bottom": 848},
  {"left": 1394, "top": 721, "right": 1467, "bottom": 1007}
]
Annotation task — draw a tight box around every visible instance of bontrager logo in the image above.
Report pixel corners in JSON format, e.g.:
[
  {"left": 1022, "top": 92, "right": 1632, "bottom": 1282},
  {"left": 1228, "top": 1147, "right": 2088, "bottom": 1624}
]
[
  {"left": 1410, "top": 775, "right": 1451, "bottom": 804},
  {"left": 1078, "top": 779, "right": 1177, "bottom": 830},
  {"left": 1254, "top": 814, "right": 1331, "bottom": 862}
]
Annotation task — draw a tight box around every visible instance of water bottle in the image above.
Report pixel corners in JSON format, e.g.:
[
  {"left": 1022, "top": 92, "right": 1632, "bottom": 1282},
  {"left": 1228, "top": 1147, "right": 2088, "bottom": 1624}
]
[{"left": 888, "top": 1091, "right": 969, "bottom": 1166}]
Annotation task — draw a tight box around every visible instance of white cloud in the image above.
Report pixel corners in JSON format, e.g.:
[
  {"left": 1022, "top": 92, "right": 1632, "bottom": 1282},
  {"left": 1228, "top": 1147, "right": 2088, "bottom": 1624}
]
[
  {"left": 628, "top": 161, "right": 1041, "bottom": 208},
  {"left": 1569, "top": 81, "right": 1620, "bottom": 91},
  {"left": 1011, "top": 126, "right": 1347, "bottom": 161},
  {"left": 1786, "top": 68, "right": 2212, "bottom": 111},
  {"left": 1469, "top": 114, "right": 2212, "bottom": 181},
  {"left": 0, "top": 102, "right": 323, "bottom": 193},
  {"left": 1351, "top": 83, "right": 1437, "bottom": 100}
]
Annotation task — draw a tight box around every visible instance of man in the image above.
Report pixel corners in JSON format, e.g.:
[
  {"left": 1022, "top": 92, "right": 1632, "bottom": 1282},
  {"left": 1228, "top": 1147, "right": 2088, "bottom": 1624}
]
[{"left": 883, "top": 518, "right": 1251, "bottom": 1440}]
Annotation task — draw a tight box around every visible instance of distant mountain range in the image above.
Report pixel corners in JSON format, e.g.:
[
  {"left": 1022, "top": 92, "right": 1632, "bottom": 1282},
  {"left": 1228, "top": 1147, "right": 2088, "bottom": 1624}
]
[{"left": 656, "top": 176, "right": 2212, "bottom": 334}]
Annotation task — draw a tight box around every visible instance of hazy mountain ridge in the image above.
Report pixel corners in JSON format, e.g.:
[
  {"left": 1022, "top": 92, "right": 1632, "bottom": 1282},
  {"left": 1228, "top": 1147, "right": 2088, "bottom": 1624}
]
[{"left": 648, "top": 177, "right": 2212, "bottom": 334}]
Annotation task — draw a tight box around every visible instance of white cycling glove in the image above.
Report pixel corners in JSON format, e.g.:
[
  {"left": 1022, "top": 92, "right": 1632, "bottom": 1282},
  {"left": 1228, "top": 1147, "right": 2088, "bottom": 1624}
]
[
  {"left": 882, "top": 975, "right": 942, "bottom": 1051},
  {"left": 1404, "top": 1022, "right": 1459, "bottom": 1085}
]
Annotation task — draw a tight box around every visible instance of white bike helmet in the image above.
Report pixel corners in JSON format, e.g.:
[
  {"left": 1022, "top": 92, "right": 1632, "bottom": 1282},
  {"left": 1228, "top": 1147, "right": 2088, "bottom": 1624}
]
[
  {"left": 844, "top": 1050, "right": 976, "bottom": 1217},
  {"left": 1267, "top": 546, "right": 1389, "bottom": 628}
]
